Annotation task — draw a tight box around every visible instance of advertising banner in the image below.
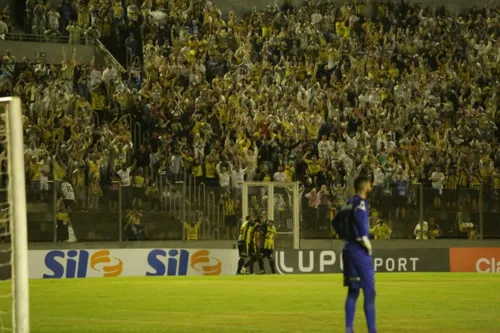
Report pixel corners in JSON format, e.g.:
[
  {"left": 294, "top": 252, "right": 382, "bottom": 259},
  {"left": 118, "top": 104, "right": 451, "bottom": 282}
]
[
  {"left": 274, "top": 249, "right": 450, "bottom": 274},
  {"left": 449, "top": 248, "right": 500, "bottom": 273},
  {"left": 29, "top": 248, "right": 239, "bottom": 279}
]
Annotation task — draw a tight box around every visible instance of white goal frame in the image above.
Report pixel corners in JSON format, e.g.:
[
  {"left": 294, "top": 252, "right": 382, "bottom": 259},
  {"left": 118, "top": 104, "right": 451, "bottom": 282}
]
[
  {"left": 242, "top": 181, "right": 300, "bottom": 249},
  {"left": 1, "top": 97, "right": 30, "bottom": 333}
]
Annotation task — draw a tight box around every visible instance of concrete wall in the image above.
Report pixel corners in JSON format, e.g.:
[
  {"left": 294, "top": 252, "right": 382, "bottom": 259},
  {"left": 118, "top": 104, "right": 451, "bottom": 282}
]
[
  {"left": 0, "top": 40, "right": 96, "bottom": 65},
  {"left": 22, "top": 239, "right": 500, "bottom": 250}
]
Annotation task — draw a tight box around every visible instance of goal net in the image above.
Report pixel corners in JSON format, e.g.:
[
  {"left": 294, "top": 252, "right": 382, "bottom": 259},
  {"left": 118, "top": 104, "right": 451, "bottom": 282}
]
[
  {"left": 242, "top": 182, "right": 300, "bottom": 249},
  {"left": 0, "top": 97, "right": 30, "bottom": 333}
]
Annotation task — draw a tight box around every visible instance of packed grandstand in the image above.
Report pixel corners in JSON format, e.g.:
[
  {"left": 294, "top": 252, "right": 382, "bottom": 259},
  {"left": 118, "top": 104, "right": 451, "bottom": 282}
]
[{"left": 0, "top": 0, "right": 499, "bottom": 242}]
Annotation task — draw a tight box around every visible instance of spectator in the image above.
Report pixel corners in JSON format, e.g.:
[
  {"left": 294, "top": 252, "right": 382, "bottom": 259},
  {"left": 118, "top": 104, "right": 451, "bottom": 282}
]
[
  {"left": 117, "top": 162, "right": 135, "bottom": 210},
  {"left": 124, "top": 208, "right": 145, "bottom": 240},
  {"left": 56, "top": 198, "right": 71, "bottom": 242},
  {"left": 318, "top": 185, "right": 330, "bottom": 229},
  {"left": 428, "top": 218, "right": 442, "bottom": 239},
  {"left": 370, "top": 219, "right": 393, "bottom": 240},
  {"left": 88, "top": 175, "right": 103, "bottom": 212},
  {"left": 414, "top": 221, "right": 429, "bottom": 240},
  {"left": 60, "top": 176, "right": 75, "bottom": 212},
  {"left": 0, "top": 17, "right": 8, "bottom": 40},
  {"left": 184, "top": 216, "right": 202, "bottom": 241}
]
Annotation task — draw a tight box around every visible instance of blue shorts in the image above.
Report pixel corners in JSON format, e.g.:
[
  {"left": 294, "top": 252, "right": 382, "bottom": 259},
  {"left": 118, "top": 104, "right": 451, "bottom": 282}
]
[{"left": 342, "top": 249, "right": 374, "bottom": 290}]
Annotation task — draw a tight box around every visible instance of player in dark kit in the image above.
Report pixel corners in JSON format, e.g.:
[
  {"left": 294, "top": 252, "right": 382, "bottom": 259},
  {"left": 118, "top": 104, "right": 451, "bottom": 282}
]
[
  {"left": 258, "top": 219, "right": 277, "bottom": 274},
  {"left": 236, "top": 216, "right": 254, "bottom": 275},
  {"left": 242, "top": 218, "right": 262, "bottom": 274},
  {"left": 332, "top": 174, "right": 377, "bottom": 333}
]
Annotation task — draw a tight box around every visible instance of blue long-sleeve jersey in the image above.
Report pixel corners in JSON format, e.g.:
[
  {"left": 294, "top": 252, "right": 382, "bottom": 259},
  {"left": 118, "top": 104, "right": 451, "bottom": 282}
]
[{"left": 332, "top": 195, "right": 370, "bottom": 250}]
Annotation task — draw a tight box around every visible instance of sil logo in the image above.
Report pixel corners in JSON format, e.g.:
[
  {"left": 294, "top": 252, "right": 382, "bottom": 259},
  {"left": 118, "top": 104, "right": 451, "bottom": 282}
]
[
  {"left": 43, "top": 249, "right": 123, "bottom": 279},
  {"left": 146, "top": 249, "right": 223, "bottom": 276}
]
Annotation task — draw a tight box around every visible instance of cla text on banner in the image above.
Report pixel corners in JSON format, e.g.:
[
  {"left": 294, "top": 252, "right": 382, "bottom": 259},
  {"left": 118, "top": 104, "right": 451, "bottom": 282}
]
[
  {"left": 29, "top": 249, "right": 239, "bottom": 279},
  {"left": 274, "top": 249, "right": 450, "bottom": 274},
  {"left": 449, "top": 248, "right": 500, "bottom": 273}
]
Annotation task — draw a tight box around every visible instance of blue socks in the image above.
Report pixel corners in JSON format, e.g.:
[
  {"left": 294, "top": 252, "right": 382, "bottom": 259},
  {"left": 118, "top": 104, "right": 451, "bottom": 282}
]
[
  {"left": 345, "top": 288, "right": 360, "bottom": 332},
  {"left": 345, "top": 287, "right": 377, "bottom": 333},
  {"left": 364, "top": 287, "right": 377, "bottom": 333}
]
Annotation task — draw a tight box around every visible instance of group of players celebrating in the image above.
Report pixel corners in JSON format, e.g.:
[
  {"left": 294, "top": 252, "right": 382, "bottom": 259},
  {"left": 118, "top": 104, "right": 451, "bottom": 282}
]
[{"left": 236, "top": 214, "right": 277, "bottom": 275}]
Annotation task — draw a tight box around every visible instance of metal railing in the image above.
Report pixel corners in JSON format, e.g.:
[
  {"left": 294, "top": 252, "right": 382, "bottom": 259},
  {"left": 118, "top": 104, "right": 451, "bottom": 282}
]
[
  {"left": 24, "top": 174, "right": 500, "bottom": 242},
  {"left": 1, "top": 33, "right": 124, "bottom": 74},
  {"left": 2, "top": 33, "right": 92, "bottom": 44}
]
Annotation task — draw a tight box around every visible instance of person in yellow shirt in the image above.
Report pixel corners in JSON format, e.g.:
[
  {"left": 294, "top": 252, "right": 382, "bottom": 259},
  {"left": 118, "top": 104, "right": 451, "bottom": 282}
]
[
  {"left": 444, "top": 170, "right": 459, "bottom": 209},
  {"left": 28, "top": 156, "right": 41, "bottom": 202},
  {"left": 52, "top": 155, "right": 67, "bottom": 194},
  {"left": 221, "top": 192, "right": 237, "bottom": 240},
  {"left": 56, "top": 202, "right": 71, "bottom": 242},
  {"left": 132, "top": 168, "right": 145, "bottom": 209},
  {"left": 239, "top": 136, "right": 252, "bottom": 152},
  {"left": 181, "top": 149, "right": 195, "bottom": 172},
  {"left": 72, "top": 164, "right": 86, "bottom": 211},
  {"left": 236, "top": 216, "right": 255, "bottom": 274},
  {"left": 192, "top": 158, "right": 203, "bottom": 183},
  {"left": 88, "top": 175, "right": 103, "bottom": 212},
  {"left": 87, "top": 154, "right": 101, "bottom": 181},
  {"left": 184, "top": 218, "right": 202, "bottom": 241},
  {"left": 370, "top": 219, "right": 392, "bottom": 240},
  {"left": 124, "top": 208, "right": 146, "bottom": 240},
  {"left": 204, "top": 156, "right": 217, "bottom": 184},
  {"left": 302, "top": 152, "right": 321, "bottom": 176},
  {"left": 145, "top": 179, "right": 160, "bottom": 211},
  {"left": 285, "top": 161, "right": 295, "bottom": 182},
  {"left": 258, "top": 219, "right": 277, "bottom": 274},
  {"left": 76, "top": 0, "right": 90, "bottom": 28}
]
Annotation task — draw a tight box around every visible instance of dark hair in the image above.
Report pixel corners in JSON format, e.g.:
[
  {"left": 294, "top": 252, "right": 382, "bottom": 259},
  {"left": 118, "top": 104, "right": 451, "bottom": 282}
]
[{"left": 354, "top": 174, "right": 371, "bottom": 193}]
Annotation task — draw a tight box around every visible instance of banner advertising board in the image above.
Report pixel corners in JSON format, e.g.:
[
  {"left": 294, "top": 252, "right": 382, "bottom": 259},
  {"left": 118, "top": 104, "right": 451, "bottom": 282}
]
[
  {"left": 274, "top": 249, "right": 450, "bottom": 274},
  {"left": 28, "top": 249, "right": 239, "bottom": 279},
  {"left": 449, "top": 248, "right": 500, "bottom": 273}
]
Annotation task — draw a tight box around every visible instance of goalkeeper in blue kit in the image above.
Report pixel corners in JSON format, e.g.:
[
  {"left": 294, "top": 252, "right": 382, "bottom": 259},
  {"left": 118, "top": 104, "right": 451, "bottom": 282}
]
[{"left": 332, "top": 174, "right": 377, "bottom": 333}]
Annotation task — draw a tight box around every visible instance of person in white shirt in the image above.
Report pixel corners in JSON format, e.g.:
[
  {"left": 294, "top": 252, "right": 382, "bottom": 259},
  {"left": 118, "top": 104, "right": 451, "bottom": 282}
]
[
  {"left": 230, "top": 163, "right": 246, "bottom": 200},
  {"left": 244, "top": 145, "right": 258, "bottom": 181},
  {"left": 216, "top": 163, "right": 231, "bottom": 194},
  {"left": 414, "top": 221, "right": 428, "bottom": 240},
  {"left": 273, "top": 165, "right": 286, "bottom": 182},
  {"left": 343, "top": 132, "right": 358, "bottom": 152},
  {"left": 47, "top": 7, "right": 60, "bottom": 31},
  {"left": 0, "top": 18, "right": 7, "bottom": 40},
  {"left": 430, "top": 167, "right": 445, "bottom": 209},
  {"left": 317, "top": 135, "right": 330, "bottom": 160},
  {"left": 193, "top": 134, "right": 205, "bottom": 161},
  {"left": 60, "top": 177, "right": 75, "bottom": 213},
  {"left": 117, "top": 162, "right": 135, "bottom": 209},
  {"left": 102, "top": 65, "right": 117, "bottom": 86},
  {"left": 90, "top": 66, "right": 102, "bottom": 87}
]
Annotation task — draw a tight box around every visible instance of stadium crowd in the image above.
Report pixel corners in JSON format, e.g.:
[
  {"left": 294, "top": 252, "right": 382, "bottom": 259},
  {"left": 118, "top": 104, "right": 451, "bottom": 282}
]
[{"left": 1, "top": 0, "right": 499, "bottom": 241}]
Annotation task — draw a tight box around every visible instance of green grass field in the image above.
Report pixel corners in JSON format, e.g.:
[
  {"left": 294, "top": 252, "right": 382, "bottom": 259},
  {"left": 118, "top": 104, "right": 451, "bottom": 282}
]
[{"left": 1, "top": 273, "right": 499, "bottom": 333}]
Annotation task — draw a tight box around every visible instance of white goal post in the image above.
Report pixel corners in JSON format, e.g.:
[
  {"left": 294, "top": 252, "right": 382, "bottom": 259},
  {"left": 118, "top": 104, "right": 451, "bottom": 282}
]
[
  {"left": 242, "top": 182, "right": 300, "bottom": 249},
  {"left": 0, "top": 97, "right": 30, "bottom": 333}
]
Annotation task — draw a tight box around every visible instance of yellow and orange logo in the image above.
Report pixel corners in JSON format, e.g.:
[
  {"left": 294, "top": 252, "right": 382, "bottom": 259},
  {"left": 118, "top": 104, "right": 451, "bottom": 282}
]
[
  {"left": 190, "top": 250, "right": 222, "bottom": 275},
  {"left": 90, "top": 250, "right": 123, "bottom": 277}
]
